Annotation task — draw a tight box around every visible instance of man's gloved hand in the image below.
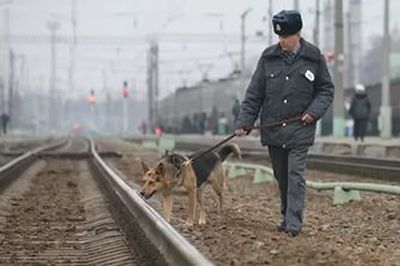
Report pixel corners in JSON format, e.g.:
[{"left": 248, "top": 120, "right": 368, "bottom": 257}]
[
  {"left": 234, "top": 128, "right": 250, "bottom": 137},
  {"left": 301, "top": 113, "right": 315, "bottom": 124}
]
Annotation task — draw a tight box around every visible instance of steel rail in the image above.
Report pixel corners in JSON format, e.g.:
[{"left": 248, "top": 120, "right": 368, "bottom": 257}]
[
  {"left": 0, "top": 138, "right": 67, "bottom": 189},
  {"left": 89, "top": 139, "right": 213, "bottom": 266}
]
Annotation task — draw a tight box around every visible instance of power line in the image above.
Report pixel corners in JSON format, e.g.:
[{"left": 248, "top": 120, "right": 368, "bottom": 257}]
[{"left": 1, "top": 33, "right": 267, "bottom": 45}]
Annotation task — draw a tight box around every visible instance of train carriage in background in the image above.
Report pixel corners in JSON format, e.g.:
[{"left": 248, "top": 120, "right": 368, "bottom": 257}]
[
  {"left": 158, "top": 76, "right": 241, "bottom": 134},
  {"left": 158, "top": 75, "right": 400, "bottom": 136}
]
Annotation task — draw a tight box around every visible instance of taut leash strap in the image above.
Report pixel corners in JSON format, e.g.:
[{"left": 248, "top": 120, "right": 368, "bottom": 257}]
[
  {"left": 180, "top": 116, "right": 303, "bottom": 166},
  {"left": 186, "top": 133, "right": 237, "bottom": 163}
]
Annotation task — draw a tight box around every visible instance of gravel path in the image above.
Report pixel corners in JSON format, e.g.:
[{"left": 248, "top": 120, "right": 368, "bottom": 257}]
[{"left": 99, "top": 138, "right": 400, "bottom": 266}]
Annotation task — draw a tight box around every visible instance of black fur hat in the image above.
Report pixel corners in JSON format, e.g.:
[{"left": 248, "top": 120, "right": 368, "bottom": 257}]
[{"left": 272, "top": 10, "right": 302, "bottom": 36}]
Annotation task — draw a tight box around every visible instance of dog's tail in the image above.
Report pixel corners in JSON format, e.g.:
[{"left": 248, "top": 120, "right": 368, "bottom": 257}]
[{"left": 218, "top": 143, "right": 241, "bottom": 162}]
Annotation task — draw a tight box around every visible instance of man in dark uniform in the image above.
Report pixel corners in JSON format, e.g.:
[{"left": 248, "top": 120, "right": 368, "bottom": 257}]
[{"left": 235, "top": 10, "right": 334, "bottom": 236}]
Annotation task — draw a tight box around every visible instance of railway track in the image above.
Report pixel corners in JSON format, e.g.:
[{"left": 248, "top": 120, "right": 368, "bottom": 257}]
[
  {"left": 164, "top": 138, "right": 400, "bottom": 183},
  {"left": 0, "top": 137, "right": 212, "bottom": 266}
]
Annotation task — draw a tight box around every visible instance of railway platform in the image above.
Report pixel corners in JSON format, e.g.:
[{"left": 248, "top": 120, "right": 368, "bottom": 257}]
[
  {"left": 314, "top": 136, "right": 400, "bottom": 158},
  {"left": 129, "top": 134, "right": 400, "bottom": 159}
]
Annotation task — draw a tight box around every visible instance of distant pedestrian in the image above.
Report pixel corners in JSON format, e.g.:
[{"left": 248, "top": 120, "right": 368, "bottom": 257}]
[
  {"left": 199, "top": 112, "right": 207, "bottom": 134},
  {"left": 208, "top": 106, "right": 219, "bottom": 134},
  {"left": 218, "top": 113, "right": 228, "bottom": 135},
  {"left": 349, "top": 84, "right": 371, "bottom": 142},
  {"left": 139, "top": 120, "right": 148, "bottom": 135},
  {"left": 182, "top": 115, "right": 193, "bottom": 133},
  {"left": 1, "top": 113, "right": 10, "bottom": 135},
  {"left": 232, "top": 98, "right": 241, "bottom": 124},
  {"left": 155, "top": 126, "right": 163, "bottom": 137}
]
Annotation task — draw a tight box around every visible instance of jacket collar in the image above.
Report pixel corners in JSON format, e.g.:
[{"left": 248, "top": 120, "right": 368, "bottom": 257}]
[{"left": 262, "top": 38, "right": 321, "bottom": 62}]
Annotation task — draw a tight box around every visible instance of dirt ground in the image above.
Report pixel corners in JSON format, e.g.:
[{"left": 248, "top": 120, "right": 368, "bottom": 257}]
[
  {"left": 0, "top": 158, "right": 137, "bottom": 265},
  {"left": 99, "top": 139, "right": 400, "bottom": 266},
  {"left": 0, "top": 155, "right": 10, "bottom": 166},
  {"left": 0, "top": 160, "right": 86, "bottom": 265}
]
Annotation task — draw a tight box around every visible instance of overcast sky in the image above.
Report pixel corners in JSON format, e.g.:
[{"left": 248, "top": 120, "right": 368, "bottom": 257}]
[{"left": 1, "top": 0, "right": 399, "bottom": 102}]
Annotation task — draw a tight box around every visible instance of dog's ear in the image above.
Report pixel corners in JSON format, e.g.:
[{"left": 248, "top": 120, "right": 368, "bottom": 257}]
[
  {"left": 164, "top": 150, "right": 169, "bottom": 156},
  {"left": 171, "top": 154, "right": 186, "bottom": 165},
  {"left": 141, "top": 161, "right": 150, "bottom": 173},
  {"left": 155, "top": 162, "right": 165, "bottom": 177},
  {"left": 170, "top": 154, "right": 178, "bottom": 165}
]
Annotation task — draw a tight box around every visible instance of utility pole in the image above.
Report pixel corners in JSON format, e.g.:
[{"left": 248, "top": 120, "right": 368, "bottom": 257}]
[
  {"left": 345, "top": 11, "right": 354, "bottom": 88},
  {"left": 314, "top": 0, "right": 322, "bottom": 136},
  {"left": 323, "top": 0, "right": 333, "bottom": 54},
  {"left": 313, "top": 0, "right": 320, "bottom": 46},
  {"left": 154, "top": 42, "right": 159, "bottom": 128},
  {"left": 13, "top": 54, "right": 25, "bottom": 128},
  {"left": 147, "top": 41, "right": 159, "bottom": 131},
  {"left": 47, "top": 21, "right": 60, "bottom": 131},
  {"left": 69, "top": 0, "right": 77, "bottom": 95},
  {"left": 102, "top": 69, "right": 110, "bottom": 131},
  {"left": 0, "top": 81, "right": 4, "bottom": 114},
  {"left": 147, "top": 49, "right": 152, "bottom": 130},
  {"left": 345, "top": 0, "right": 362, "bottom": 88},
  {"left": 294, "top": 0, "right": 299, "bottom": 11},
  {"left": 381, "top": 0, "right": 391, "bottom": 138},
  {"left": 122, "top": 81, "right": 128, "bottom": 133},
  {"left": 240, "top": 8, "right": 252, "bottom": 76},
  {"left": 1, "top": 7, "right": 10, "bottom": 116},
  {"left": 350, "top": 0, "right": 362, "bottom": 85},
  {"left": 8, "top": 49, "right": 13, "bottom": 129},
  {"left": 240, "top": 8, "right": 252, "bottom": 99},
  {"left": 333, "top": 0, "right": 344, "bottom": 137},
  {"left": 268, "top": 0, "right": 273, "bottom": 46}
]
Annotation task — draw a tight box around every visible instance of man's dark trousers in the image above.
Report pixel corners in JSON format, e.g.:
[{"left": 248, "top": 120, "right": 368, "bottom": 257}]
[{"left": 268, "top": 145, "right": 309, "bottom": 232}]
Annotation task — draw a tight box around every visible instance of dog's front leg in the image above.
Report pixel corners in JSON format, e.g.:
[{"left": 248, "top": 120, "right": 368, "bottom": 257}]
[
  {"left": 186, "top": 188, "right": 196, "bottom": 226},
  {"left": 162, "top": 191, "right": 173, "bottom": 222}
]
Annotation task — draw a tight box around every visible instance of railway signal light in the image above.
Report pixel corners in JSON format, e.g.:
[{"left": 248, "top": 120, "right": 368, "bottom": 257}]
[
  {"left": 88, "top": 89, "right": 96, "bottom": 105},
  {"left": 123, "top": 81, "right": 128, "bottom": 98}
]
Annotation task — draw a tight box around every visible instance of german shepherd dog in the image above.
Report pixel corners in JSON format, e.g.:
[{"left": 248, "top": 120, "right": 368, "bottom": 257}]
[{"left": 140, "top": 143, "right": 241, "bottom": 226}]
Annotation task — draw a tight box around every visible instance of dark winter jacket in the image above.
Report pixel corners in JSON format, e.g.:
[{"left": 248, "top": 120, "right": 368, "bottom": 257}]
[
  {"left": 236, "top": 38, "right": 334, "bottom": 148},
  {"left": 349, "top": 92, "right": 371, "bottom": 120}
]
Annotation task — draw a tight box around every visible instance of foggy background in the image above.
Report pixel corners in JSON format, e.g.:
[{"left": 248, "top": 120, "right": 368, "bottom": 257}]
[{"left": 1, "top": 0, "right": 400, "bottom": 135}]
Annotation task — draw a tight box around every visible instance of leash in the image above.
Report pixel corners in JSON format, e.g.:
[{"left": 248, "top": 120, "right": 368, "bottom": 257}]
[{"left": 180, "top": 115, "right": 303, "bottom": 167}]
